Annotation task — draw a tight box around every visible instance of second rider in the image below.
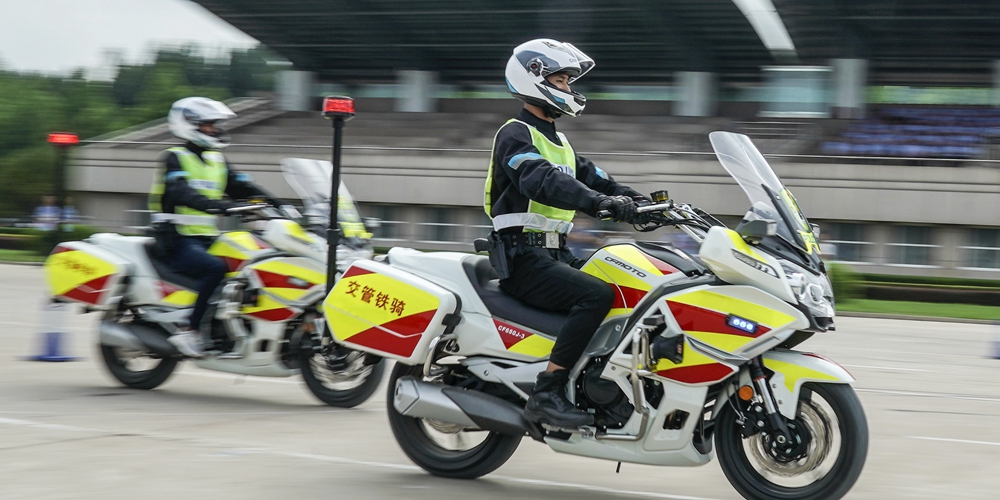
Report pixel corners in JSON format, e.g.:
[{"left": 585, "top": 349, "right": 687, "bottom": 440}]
[{"left": 485, "top": 39, "right": 648, "bottom": 428}]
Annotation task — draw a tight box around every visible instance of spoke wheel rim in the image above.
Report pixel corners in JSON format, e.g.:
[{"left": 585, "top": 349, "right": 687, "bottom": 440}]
[
  {"left": 743, "top": 396, "right": 840, "bottom": 488},
  {"left": 112, "top": 347, "right": 161, "bottom": 373},
  {"left": 308, "top": 345, "right": 371, "bottom": 391}
]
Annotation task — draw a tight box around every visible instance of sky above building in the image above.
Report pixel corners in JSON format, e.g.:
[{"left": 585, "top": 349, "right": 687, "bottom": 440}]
[{"left": 0, "top": 0, "right": 258, "bottom": 77}]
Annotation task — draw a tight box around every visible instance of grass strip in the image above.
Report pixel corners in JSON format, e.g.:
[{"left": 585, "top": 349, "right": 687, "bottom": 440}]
[
  {"left": 837, "top": 299, "right": 1000, "bottom": 321},
  {"left": 0, "top": 249, "right": 45, "bottom": 263}
]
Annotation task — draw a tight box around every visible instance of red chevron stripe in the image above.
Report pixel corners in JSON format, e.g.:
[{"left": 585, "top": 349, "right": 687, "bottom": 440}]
[
  {"left": 247, "top": 307, "right": 298, "bottom": 322},
  {"left": 494, "top": 319, "right": 534, "bottom": 349},
  {"left": 342, "top": 266, "right": 374, "bottom": 279},
  {"left": 221, "top": 256, "right": 245, "bottom": 273},
  {"left": 667, "top": 301, "right": 771, "bottom": 338},
  {"left": 255, "top": 269, "right": 313, "bottom": 289},
  {"left": 657, "top": 363, "right": 735, "bottom": 384},
  {"left": 610, "top": 284, "right": 648, "bottom": 309},
  {"left": 61, "top": 275, "right": 111, "bottom": 305},
  {"left": 644, "top": 254, "right": 680, "bottom": 275},
  {"left": 344, "top": 310, "right": 437, "bottom": 357}
]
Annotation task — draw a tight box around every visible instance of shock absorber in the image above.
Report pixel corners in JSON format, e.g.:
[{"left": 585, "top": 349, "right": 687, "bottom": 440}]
[{"left": 749, "top": 357, "right": 792, "bottom": 445}]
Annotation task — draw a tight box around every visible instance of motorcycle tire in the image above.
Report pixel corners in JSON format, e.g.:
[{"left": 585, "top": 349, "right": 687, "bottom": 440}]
[
  {"left": 386, "top": 363, "right": 521, "bottom": 479},
  {"left": 299, "top": 347, "right": 386, "bottom": 408},
  {"left": 100, "top": 344, "right": 178, "bottom": 390},
  {"left": 715, "top": 382, "right": 868, "bottom": 500}
]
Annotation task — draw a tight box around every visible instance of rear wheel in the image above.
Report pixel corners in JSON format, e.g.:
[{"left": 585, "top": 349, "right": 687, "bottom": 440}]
[
  {"left": 100, "top": 342, "right": 177, "bottom": 390},
  {"left": 299, "top": 338, "right": 385, "bottom": 408},
  {"left": 715, "top": 383, "right": 868, "bottom": 500},
  {"left": 99, "top": 309, "right": 178, "bottom": 390},
  {"left": 386, "top": 363, "right": 521, "bottom": 479}
]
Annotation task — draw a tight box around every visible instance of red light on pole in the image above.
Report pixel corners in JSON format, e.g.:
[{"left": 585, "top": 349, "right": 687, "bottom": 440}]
[
  {"left": 48, "top": 132, "right": 79, "bottom": 146},
  {"left": 323, "top": 96, "right": 355, "bottom": 120},
  {"left": 322, "top": 96, "right": 355, "bottom": 293}
]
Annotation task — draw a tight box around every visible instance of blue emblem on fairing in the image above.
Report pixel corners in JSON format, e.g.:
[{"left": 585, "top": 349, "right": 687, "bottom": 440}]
[{"left": 726, "top": 314, "right": 758, "bottom": 334}]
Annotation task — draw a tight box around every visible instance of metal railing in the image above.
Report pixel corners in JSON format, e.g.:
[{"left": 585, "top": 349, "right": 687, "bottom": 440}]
[{"left": 76, "top": 139, "right": 1000, "bottom": 164}]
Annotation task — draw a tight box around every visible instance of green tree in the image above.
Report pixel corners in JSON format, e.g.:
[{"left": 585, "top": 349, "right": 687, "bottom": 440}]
[{"left": 0, "top": 44, "right": 284, "bottom": 218}]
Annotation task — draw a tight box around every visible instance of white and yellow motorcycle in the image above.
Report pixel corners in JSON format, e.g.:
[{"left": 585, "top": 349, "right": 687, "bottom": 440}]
[
  {"left": 43, "top": 162, "right": 384, "bottom": 407},
  {"left": 320, "top": 132, "right": 867, "bottom": 500}
]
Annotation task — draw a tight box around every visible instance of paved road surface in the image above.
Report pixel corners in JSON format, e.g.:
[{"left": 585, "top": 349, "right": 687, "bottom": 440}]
[{"left": 1, "top": 263, "right": 998, "bottom": 499}]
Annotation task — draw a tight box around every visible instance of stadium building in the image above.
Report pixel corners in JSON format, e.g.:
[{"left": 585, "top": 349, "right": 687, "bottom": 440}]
[{"left": 71, "top": 1, "right": 1000, "bottom": 281}]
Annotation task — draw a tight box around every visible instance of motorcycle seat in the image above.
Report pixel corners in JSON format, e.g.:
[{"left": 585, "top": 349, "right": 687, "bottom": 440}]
[
  {"left": 144, "top": 242, "right": 202, "bottom": 291},
  {"left": 462, "top": 256, "right": 567, "bottom": 338}
]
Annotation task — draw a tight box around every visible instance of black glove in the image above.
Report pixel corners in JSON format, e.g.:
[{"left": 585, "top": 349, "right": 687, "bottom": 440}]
[
  {"left": 630, "top": 211, "right": 653, "bottom": 225},
  {"left": 205, "top": 199, "right": 235, "bottom": 215},
  {"left": 596, "top": 195, "right": 637, "bottom": 222}
]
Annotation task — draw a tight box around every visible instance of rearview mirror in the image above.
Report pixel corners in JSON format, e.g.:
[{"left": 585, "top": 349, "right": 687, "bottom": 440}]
[{"left": 735, "top": 218, "right": 777, "bottom": 245}]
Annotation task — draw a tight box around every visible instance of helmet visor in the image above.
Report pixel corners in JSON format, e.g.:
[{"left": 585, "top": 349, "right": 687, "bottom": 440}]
[{"left": 561, "top": 43, "right": 594, "bottom": 83}]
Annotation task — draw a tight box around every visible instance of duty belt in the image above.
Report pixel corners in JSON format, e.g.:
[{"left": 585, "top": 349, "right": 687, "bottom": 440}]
[
  {"left": 501, "top": 232, "right": 567, "bottom": 250},
  {"left": 150, "top": 213, "right": 218, "bottom": 226}
]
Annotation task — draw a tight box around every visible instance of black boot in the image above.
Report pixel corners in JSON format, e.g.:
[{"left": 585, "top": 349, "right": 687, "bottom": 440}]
[{"left": 524, "top": 369, "right": 594, "bottom": 428}]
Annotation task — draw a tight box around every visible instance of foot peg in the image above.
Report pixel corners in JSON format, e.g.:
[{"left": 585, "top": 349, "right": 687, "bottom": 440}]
[{"left": 541, "top": 423, "right": 595, "bottom": 437}]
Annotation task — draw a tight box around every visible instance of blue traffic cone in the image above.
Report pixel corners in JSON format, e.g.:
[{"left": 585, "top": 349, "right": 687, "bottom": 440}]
[
  {"left": 991, "top": 320, "right": 1000, "bottom": 360},
  {"left": 29, "top": 300, "right": 78, "bottom": 362}
]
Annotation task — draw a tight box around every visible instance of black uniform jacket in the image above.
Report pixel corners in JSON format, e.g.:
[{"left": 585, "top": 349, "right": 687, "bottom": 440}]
[
  {"left": 487, "top": 109, "right": 642, "bottom": 219},
  {"left": 161, "top": 142, "right": 270, "bottom": 214}
]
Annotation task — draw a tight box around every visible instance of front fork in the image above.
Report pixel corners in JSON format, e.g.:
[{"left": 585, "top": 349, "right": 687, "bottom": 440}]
[{"left": 747, "top": 357, "right": 793, "bottom": 445}]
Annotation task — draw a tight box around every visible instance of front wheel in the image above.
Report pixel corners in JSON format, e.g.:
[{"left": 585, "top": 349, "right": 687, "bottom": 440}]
[
  {"left": 386, "top": 363, "right": 521, "bottom": 479},
  {"left": 716, "top": 383, "right": 868, "bottom": 500},
  {"left": 299, "top": 341, "right": 385, "bottom": 408}
]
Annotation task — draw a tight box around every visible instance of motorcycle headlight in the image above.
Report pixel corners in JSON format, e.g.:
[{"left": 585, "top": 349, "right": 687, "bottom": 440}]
[{"left": 780, "top": 261, "right": 835, "bottom": 319}]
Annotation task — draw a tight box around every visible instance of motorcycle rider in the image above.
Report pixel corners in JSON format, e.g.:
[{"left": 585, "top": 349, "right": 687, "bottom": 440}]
[
  {"left": 149, "top": 97, "right": 276, "bottom": 357},
  {"left": 485, "top": 39, "right": 647, "bottom": 428}
]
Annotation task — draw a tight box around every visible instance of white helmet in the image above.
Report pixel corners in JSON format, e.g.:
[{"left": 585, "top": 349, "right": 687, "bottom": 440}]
[
  {"left": 167, "top": 97, "right": 236, "bottom": 149},
  {"left": 505, "top": 38, "right": 595, "bottom": 118}
]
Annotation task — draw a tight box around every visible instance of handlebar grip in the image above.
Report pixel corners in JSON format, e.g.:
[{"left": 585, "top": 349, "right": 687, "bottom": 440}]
[{"left": 596, "top": 210, "right": 612, "bottom": 219}]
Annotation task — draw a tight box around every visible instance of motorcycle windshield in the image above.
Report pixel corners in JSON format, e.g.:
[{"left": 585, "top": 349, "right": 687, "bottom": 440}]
[
  {"left": 708, "top": 132, "right": 822, "bottom": 269},
  {"left": 280, "top": 158, "right": 363, "bottom": 225}
]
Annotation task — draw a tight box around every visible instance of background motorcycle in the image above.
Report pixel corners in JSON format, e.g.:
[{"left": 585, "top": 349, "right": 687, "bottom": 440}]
[
  {"left": 44, "top": 175, "right": 384, "bottom": 408},
  {"left": 318, "top": 131, "right": 867, "bottom": 500}
]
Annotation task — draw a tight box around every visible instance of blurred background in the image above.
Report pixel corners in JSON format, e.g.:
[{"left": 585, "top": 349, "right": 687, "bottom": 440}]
[{"left": 3, "top": 0, "right": 1000, "bottom": 321}]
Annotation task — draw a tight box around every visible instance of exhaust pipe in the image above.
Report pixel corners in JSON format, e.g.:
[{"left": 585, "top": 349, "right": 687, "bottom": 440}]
[
  {"left": 393, "top": 376, "right": 542, "bottom": 440},
  {"left": 99, "top": 321, "right": 179, "bottom": 357}
]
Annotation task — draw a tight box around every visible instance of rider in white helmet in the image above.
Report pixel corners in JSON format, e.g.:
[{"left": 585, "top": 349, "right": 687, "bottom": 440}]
[
  {"left": 485, "top": 39, "right": 648, "bottom": 428},
  {"left": 150, "top": 97, "right": 277, "bottom": 357}
]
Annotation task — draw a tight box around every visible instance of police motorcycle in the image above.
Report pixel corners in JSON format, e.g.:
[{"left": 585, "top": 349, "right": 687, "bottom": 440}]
[
  {"left": 43, "top": 166, "right": 384, "bottom": 407},
  {"left": 318, "top": 132, "right": 867, "bottom": 500}
]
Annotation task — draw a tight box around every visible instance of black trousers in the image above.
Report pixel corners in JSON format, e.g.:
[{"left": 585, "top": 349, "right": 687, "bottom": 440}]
[
  {"left": 499, "top": 246, "right": 614, "bottom": 368},
  {"left": 167, "top": 236, "right": 227, "bottom": 331}
]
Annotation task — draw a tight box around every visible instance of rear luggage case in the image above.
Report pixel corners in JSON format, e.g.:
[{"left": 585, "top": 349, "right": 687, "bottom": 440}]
[
  {"left": 44, "top": 241, "right": 131, "bottom": 309},
  {"left": 323, "top": 259, "right": 458, "bottom": 363}
]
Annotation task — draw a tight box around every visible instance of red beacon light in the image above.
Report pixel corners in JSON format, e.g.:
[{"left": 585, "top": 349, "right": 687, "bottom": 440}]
[
  {"left": 48, "top": 132, "right": 79, "bottom": 146},
  {"left": 322, "top": 96, "right": 355, "bottom": 120}
]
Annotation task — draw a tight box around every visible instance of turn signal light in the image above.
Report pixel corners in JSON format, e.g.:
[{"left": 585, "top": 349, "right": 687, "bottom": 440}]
[{"left": 738, "top": 385, "right": 754, "bottom": 401}]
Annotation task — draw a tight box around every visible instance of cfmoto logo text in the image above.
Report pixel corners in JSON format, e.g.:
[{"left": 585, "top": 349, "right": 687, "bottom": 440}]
[
  {"left": 731, "top": 250, "right": 779, "bottom": 278},
  {"left": 604, "top": 256, "right": 647, "bottom": 278}
]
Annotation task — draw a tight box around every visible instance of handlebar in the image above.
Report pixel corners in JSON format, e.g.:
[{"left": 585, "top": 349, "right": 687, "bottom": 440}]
[
  {"left": 226, "top": 203, "right": 271, "bottom": 214},
  {"left": 597, "top": 202, "right": 673, "bottom": 220}
]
